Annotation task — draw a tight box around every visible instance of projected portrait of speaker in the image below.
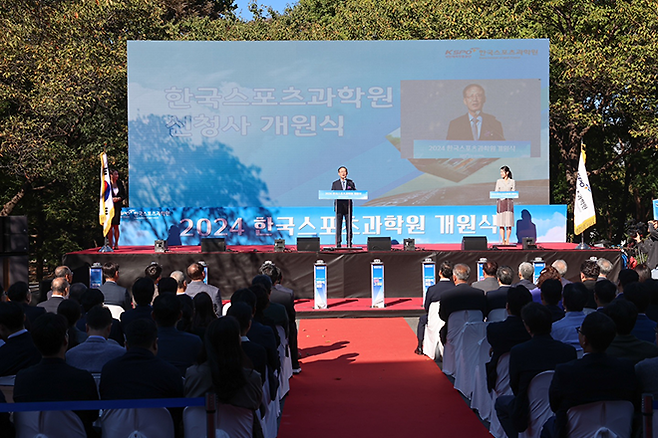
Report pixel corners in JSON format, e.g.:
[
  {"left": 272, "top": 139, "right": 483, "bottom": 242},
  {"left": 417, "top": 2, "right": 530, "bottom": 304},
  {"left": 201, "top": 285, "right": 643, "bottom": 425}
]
[
  {"left": 446, "top": 84, "right": 505, "bottom": 141},
  {"left": 331, "top": 166, "right": 356, "bottom": 248}
]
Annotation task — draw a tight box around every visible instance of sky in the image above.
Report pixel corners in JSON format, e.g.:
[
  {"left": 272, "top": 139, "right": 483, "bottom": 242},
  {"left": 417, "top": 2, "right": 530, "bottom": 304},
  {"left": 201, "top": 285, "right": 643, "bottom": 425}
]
[{"left": 233, "top": 0, "right": 298, "bottom": 19}]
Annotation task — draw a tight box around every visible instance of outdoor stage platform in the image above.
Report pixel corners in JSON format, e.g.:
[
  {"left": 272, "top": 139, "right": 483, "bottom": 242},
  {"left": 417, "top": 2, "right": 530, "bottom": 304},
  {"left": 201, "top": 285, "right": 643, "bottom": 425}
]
[{"left": 63, "top": 243, "right": 621, "bottom": 312}]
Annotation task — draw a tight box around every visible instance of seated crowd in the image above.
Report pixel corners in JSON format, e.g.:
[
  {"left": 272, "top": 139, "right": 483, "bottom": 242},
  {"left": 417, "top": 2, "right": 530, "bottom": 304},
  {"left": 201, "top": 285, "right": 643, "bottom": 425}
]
[
  {"left": 417, "top": 256, "right": 658, "bottom": 438},
  {"left": 0, "top": 260, "right": 299, "bottom": 438}
]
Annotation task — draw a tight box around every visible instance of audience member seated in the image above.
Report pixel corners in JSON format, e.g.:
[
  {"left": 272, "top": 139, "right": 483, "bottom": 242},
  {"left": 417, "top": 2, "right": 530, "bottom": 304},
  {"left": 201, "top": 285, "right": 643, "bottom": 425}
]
[
  {"left": 486, "top": 265, "right": 514, "bottom": 313},
  {"left": 44, "top": 265, "right": 73, "bottom": 301},
  {"left": 120, "top": 277, "right": 155, "bottom": 332},
  {"left": 551, "top": 259, "right": 571, "bottom": 287},
  {"left": 438, "top": 263, "right": 487, "bottom": 344},
  {"left": 624, "top": 281, "right": 658, "bottom": 342},
  {"left": 57, "top": 299, "right": 88, "bottom": 349},
  {"left": 78, "top": 288, "right": 124, "bottom": 347},
  {"left": 99, "top": 262, "right": 132, "bottom": 311},
  {"left": 635, "top": 263, "right": 652, "bottom": 283},
  {"left": 635, "top": 325, "right": 658, "bottom": 397},
  {"left": 100, "top": 319, "right": 184, "bottom": 426},
  {"left": 550, "top": 283, "right": 588, "bottom": 352},
  {"left": 14, "top": 313, "right": 99, "bottom": 437},
  {"left": 170, "top": 271, "right": 187, "bottom": 295},
  {"left": 185, "top": 262, "right": 222, "bottom": 316},
  {"left": 66, "top": 305, "right": 125, "bottom": 373},
  {"left": 540, "top": 279, "right": 565, "bottom": 322},
  {"left": 579, "top": 259, "right": 600, "bottom": 310},
  {"left": 543, "top": 312, "right": 638, "bottom": 438},
  {"left": 529, "top": 266, "right": 561, "bottom": 304},
  {"left": 158, "top": 277, "right": 178, "bottom": 295},
  {"left": 228, "top": 302, "right": 267, "bottom": 386},
  {"left": 6, "top": 281, "right": 45, "bottom": 329},
  {"left": 494, "top": 303, "right": 576, "bottom": 438},
  {"left": 0, "top": 302, "right": 41, "bottom": 376},
  {"left": 597, "top": 258, "right": 613, "bottom": 281},
  {"left": 259, "top": 260, "right": 301, "bottom": 373},
  {"left": 151, "top": 293, "right": 202, "bottom": 376},
  {"left": 594, "top": 279, "right": 617, "bottom": 310},
  {"left": 516, "top": 262, "right": 536, "bottom": 290},
  {"left": 176, "top": 293, "right": 195, "bottom": 333},
  {"left": 69, "top": 282, "right": 88, "bottom": 305},
  {"left": 37, "top": 277, "right": 68, "bottom": 314},
  {"left": 415, "top": 261, "right": 454, "bottom": 355},
  {"left": 185, "top": 316, "right": 263, "bottom": 409},
  {"left": 191, "top": 292, "right": 217, "bottom": 340},
  {"left": 603, "top": 299, "right": 658, "bottom": 364},
  {"left": 617, "top": 268, "right": 640, "bottom": 299},
  {"left": 472, "top": 260, "right": 500, "bottom": 293},
  {"left": 645, "top": 279, "right": 658, "bottom": 322},
  {"left": 252, "top": 275, "right": 289, "bottom": 339},
  {"left": 486, "top": 286, "right": 533, "bottom": 391},
  {"left": 144, "top": 262, "right": 162, "bottom": 302}
]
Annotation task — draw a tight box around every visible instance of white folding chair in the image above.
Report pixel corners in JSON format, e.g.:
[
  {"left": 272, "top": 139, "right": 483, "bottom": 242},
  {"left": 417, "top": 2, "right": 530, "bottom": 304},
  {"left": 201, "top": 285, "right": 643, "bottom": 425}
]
[
  {"left": 470, "top": 336, "right": 493, "bottom": 421},
  {"left": 104, "top": 304, "right": 125, "bottom": 320},
  {"left": 260, "top": 370, "right": 279, "bottom": 438},
  {"left": 443, "top": 309, "right": 483, "bottom": 376},
  {"left": 567, "top": 400, "right": 634, "bottom": 438},
  {"left": 489, "top": 352, "right": 512, "bottom": 438},
  {"left": 487, "top": 308, "right": 508, "bottom": 322},
  {"left": 184, "top": 404, "right": 254, "bottom": 438},
  {"left": 276, "top": 325, "right": 292, "bottom": 399},
  {"left": 519, "top": 370, "right": 555, "bottom": 438},
  {"left": 221, "top": 302, "right": 231, "bottom": 316},
  {"left": 454, "top": 320, "right": 488, "bottom": 398},
  {"left": 0, "top": 375, "right": 15, "bottom": 403},
  {"left": 101, "top": 407, "right": 175, "bottom": 438},
  {"left": 15, "top": 410, "right": 86, "bottom": 438},
  {"left": 422, "top": 301, "right": 444, "bottom": 360}
]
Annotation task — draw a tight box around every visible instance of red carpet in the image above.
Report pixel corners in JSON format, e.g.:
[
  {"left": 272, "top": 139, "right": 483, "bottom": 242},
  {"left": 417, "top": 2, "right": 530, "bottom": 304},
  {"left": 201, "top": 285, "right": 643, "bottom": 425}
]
[{"left": 278, "top": 318, "right": 491, "bottom": 437}]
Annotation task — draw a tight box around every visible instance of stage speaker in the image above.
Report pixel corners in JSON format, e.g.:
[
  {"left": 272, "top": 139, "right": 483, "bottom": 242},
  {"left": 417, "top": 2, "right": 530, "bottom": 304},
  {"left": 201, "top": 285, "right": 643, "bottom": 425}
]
[
  {"left": 0, "top": 216, "right": 28, "bottom": 254},
  {"left": 403, "top": 238, "right": 415, "bottom": 251},
  {"left": 154, "top": 239, "right": 167, "bottom": 253},
  {"left": 274, "top": 239, "right": 286, "bottom": 252},
  {"left": 522, "top": 237, "right": 537, "bottom": 250},
  {"left": 368, "top": 237, "right": 391, "bottom": 252},
  {"left": 201, "top": 238, "right": 226, "bottom": 252},
  {"left": 461, "top": 236, "right": 488, "bottom": 251},
  {"left": 297, "top": 237, "right": 320, "bottom": 252}
]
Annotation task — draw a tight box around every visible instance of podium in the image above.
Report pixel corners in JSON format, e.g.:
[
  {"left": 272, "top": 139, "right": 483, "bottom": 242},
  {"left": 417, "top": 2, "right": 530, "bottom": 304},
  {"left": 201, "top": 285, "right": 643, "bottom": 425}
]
[
  {"left": 319, "top": 190, "right": 368, "bottom": 249},
  {"left": 489, "top": 191, "right": 519, "bottom": 199}
]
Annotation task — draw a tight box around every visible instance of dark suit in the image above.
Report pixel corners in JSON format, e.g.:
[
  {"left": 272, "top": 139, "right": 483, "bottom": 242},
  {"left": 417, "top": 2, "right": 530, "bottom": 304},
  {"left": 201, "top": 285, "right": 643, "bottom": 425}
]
[
  {"left": 438, "top": 283, "right": 487, "bottom": 343},
  {"left": 416, "top": 280, "right": 454, "bottom": 346},
  {"left": 18, "top": 302, "right": 46, "bottom": 329},
  {"left": 156, "top": 326, "right": 203, "bottom": 377},
  {"left": 486, "top": 316, "right": 531, "bottom": 391},
  {"left": 14, "top": 357, "right": 100, "bottom": 437},
  {"left": 472, "top": 277, "right": 500, "bottom": 293},
  {"left": 632, "top": 314, "right": 657, "bottom": 343},
  {"left": 446, "top": 112, "right": 505, "bottom": 141},
  {"left": 241, "top": 337, "right": 267, "bottom": 386},
  {"left": 120, "top": 304, "right": 153, "bottom": 332},
  {"left": 606, "top": 334, "right": 658, "bottom": 365},
  {"left": 247, "top": 320, "right": 280, "bottom": 400},
  {"left": 36, "top": 295, "right": 65, "bottom": 314},
  {"left": 271, "top": 284, "right": 299, "bottom": 369},
  {"left": 582, "top": 279, "right": 597, "bottom": 309},
  {"left": 65, "top": 336, "right": 126, "bottom": 373},
  {"left": 331, "top": 178, "right": 356, "bottom": 246},
  {"left": 495, "top": 334, "right": 576, "bottom": 437},
  {"left": 0, "top": 330, "right": 41, "bottom": 377},
  {"left": 548, "top": 353, "right": 638, "bottom": 438},
  {"left": 486, "top": 285, "right": 512, "bottom": 314},
  {"left": 99, "top": 281, "right": 131, "bottom": 310},
  {"left": 546, "top": 305, "right": 565, "bottom": 322}
]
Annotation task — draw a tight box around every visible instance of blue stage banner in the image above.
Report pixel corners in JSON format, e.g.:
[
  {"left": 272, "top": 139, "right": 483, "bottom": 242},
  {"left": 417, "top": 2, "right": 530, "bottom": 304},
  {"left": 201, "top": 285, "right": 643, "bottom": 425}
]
[{"left": 119, "top": 205, "right": 566, "bottom": 246}]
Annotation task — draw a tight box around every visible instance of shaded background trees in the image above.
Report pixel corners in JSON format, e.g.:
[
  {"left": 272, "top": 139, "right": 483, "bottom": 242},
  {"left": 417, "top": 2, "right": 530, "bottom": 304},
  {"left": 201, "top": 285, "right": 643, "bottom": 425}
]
[{"left": 2, "top": 0, "right": 657, "bottom": 279}]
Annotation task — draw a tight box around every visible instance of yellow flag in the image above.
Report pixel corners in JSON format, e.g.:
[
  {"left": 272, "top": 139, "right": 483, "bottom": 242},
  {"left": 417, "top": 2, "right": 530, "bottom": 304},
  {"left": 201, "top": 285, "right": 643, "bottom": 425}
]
[{"left": 99, "top": 153, "right": 115, "bottom": 236}]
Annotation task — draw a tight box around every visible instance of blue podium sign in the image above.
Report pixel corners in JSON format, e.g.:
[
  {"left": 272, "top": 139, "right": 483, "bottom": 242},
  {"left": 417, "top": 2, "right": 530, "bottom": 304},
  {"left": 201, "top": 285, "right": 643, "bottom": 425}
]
[
  {"left": 318, "top": 190, "right": 369, "bottom": 200},
  {"left": 489, "top": 191, "right": 519, "bottom": 199}
]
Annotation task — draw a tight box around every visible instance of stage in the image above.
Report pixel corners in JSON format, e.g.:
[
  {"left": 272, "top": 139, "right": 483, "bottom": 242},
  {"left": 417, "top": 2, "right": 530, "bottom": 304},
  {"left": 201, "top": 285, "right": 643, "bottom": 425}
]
[{"left": 62, "top": 243, "right": 621, "bottom": 306}]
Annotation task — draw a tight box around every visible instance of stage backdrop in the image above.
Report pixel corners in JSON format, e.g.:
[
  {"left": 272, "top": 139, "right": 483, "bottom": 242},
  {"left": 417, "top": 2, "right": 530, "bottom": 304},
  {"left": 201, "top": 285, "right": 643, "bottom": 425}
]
[{"left": 126, "top": 39, "right": 560, "bottom": 245}]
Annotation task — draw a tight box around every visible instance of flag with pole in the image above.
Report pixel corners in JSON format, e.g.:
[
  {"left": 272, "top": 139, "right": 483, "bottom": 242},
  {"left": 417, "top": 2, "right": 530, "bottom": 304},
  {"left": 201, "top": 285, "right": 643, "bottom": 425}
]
[
  {"left": 574, "top": 145, "right": 596, "bottom": 235},
  {"left": 99, "top": 152, "right": 115, "bottom": 236}
]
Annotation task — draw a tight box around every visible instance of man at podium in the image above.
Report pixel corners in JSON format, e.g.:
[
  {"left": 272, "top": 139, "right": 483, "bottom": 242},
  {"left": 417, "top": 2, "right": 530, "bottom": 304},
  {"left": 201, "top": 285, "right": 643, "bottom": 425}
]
[{"left": 331, "top": 166, "right": 356, "bottom": 247}]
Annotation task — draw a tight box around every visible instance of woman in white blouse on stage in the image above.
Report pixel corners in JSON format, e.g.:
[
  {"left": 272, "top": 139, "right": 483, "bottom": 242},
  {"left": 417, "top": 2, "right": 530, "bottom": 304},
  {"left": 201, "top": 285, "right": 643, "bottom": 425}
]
[{"left": 495, "top": 165, "right": 515, "bottom": 245}]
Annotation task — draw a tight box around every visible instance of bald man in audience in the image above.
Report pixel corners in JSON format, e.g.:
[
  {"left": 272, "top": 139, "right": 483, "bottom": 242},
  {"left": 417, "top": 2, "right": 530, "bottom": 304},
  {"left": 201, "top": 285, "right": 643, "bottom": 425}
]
[{"left": 38, "top": 277, "right": 69, "bottom": 314}]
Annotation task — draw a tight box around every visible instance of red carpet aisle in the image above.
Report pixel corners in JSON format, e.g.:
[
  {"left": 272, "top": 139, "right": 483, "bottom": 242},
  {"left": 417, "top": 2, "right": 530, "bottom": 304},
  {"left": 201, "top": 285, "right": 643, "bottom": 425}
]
[{"left": 277, "top": 318, "right": 491, "bottom": 438}]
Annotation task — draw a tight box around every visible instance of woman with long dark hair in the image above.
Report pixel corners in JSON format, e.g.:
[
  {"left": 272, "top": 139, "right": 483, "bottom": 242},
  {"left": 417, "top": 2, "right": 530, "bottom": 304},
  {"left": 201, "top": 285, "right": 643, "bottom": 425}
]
[
  {"left": 191, "top": 292, "right": 217, "bottom": 340},
  {"left": 495, "top": 165, "right": 515, "bottom": 245}
]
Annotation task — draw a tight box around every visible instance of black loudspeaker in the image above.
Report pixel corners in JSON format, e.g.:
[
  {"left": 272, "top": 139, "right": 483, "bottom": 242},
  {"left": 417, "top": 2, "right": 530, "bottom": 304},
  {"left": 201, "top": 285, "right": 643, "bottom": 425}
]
[
  {"left": 403, "top": 238, "right": 415, "bottom": 251},
  {"left": 522, "top": 237, "right": 537, "bottom": 250},
  {"left": 201, "top": 238, "right": 226, "bottom": 252},
  {"left": 0, "top": 216, "right": 28, "bottom": 254},
  {"left": 368, "top": 237, "right": 391, "bottom": 251},
  {"left": 297, "top": 237, "right": 320, "bottom": 252},
  {"left": 461, "top": 236, "right": 488, "bottom": 250}
]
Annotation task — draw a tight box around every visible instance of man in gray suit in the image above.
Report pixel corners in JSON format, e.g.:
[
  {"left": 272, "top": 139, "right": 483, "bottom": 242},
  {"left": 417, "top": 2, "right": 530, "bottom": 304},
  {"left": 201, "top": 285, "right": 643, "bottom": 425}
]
[
  {"left": 66, "top": 305, "right": 125, "bottom": 373},
  {"left": 184, "top": 262, "right": 222, "bottom": 316},
  {"left": 37, "top": 277, "right": 68, "bottom": 313},
  {"left": 99, "top": 262, "right": 131, "bottom": 310},
  {"left": 472, "top": 260, "right": 500, "bottom": 293}
]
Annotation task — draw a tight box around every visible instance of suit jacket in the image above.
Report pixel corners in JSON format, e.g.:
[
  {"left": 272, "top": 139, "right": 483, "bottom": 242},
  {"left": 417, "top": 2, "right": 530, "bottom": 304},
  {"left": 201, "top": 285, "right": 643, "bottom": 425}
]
[
  {"left": 14, "top": 357, "right": 99, "bottom": 437},
  {"left": 247, "top": 320, "right": 280, "bottom": 399},
  {"left": 446, "top": 112, "right": 505, "bottom": 141},
  {"left": 486, "top": 285, "right": 511, "bottom": 313},
  {"left": 241, "top": 337, "right": 267, "bottom": 386},
  {"left": 606, "top": 334, "right": 658, "bottom": 365},
  {"left": 185, "top": 281, "right": 222, "bottom": 316},
  {"left": 120, "top": 304, "right": 154, "bottom": 332},
  {"left": 485, "top": 315, "right": 531, "bottom": 391},
  {"left": 506, "top": 334, "right": 577, "bottom": 432},
  {"left": 65, "top": 336, "right": 126, "bottom": 373},
  {"left": 549, "top": 352, "right": 638, "bottom": 438},
  {"left": 0, "top": 330, "right": 41, "bottom": 376},
  {"left": 438, "top": 283, "right": 486, "bottom": 343},
  {"left": 546, "top": 304, "right": 565, "bottom": 322},
  {"left": 515, "top": 279, "right": 536, "bottom": 291},
  {"left": 270, "top": 284, "right": 298, "bottom": 366},
  {"left": 424, "top": 280, "right": 454, "bottom": 311},
  {"left": 99, "top": 281, "right": 132, "bottom": 310},
  {"left": 184, "top": 363, "right": 262, "bottom": 410},
  {"left": 472, "top": 277, "right": 500, "bottom": 293},
  {"left": 632, "top": 314, "right": 658, "bottom": 343},
  {"left": 78, "top": 314, "right": 125, "bottom": 347},
  {"left": 19, "top": 302, "right": 46, "bottom": 329},
  {"left": 331, "top": 178, "right": 356, "bottom": 213},
  {"left": 36, "top": 295, "right": 65, "bottom": 314},
  {"left": 156, "top": 326, "right": 203, "bottom": 377},
  {"left": 582, "top": 279, "right": 597, "bottom": 309},
  {"left": 263, "top": 301, "right": 289, "bottom": 337}
]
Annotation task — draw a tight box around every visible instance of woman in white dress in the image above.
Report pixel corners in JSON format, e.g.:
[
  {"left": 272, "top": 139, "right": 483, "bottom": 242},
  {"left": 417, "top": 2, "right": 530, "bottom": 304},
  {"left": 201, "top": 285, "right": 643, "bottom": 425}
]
[{"left": 495, "top": 165, "right": 515, "bottom": 245}]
